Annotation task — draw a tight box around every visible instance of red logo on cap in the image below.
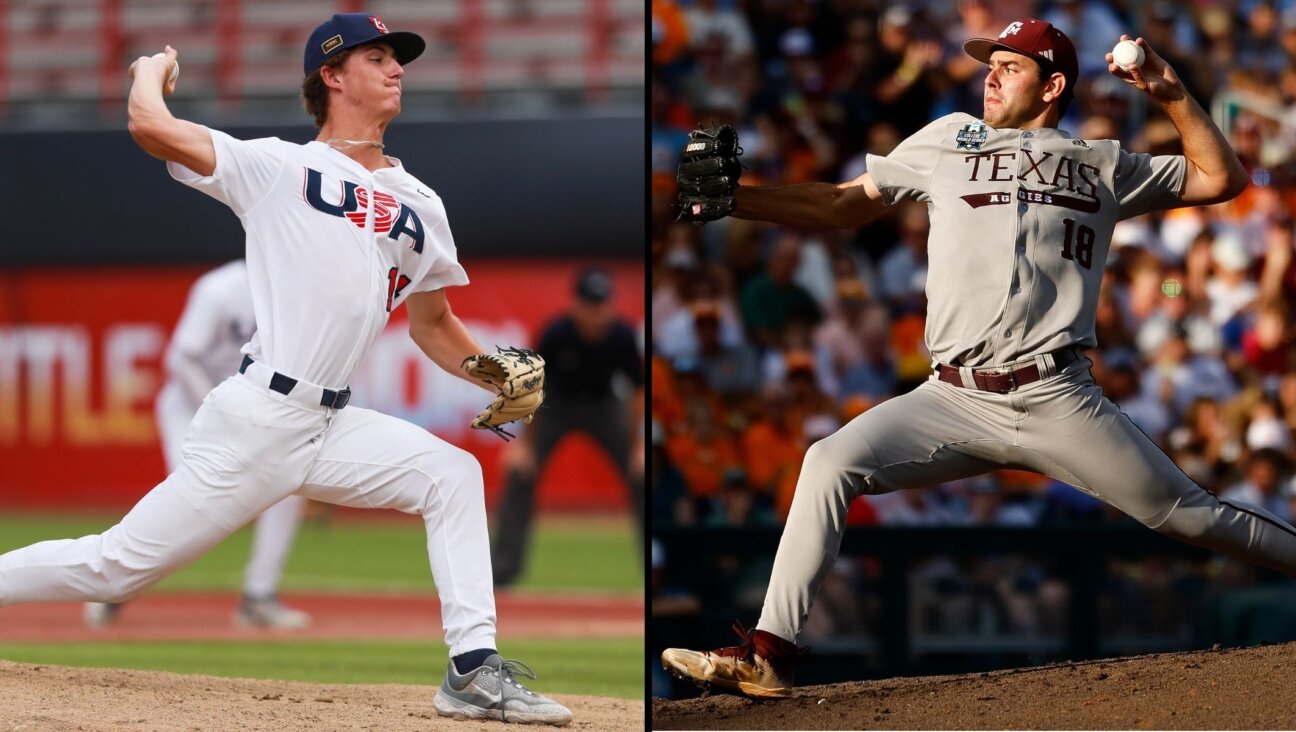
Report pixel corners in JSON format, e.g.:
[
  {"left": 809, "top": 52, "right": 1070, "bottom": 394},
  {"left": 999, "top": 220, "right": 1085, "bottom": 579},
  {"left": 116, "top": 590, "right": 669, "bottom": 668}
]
[{"left": 369, "top": 16, "right": 389, "bottom": 34}]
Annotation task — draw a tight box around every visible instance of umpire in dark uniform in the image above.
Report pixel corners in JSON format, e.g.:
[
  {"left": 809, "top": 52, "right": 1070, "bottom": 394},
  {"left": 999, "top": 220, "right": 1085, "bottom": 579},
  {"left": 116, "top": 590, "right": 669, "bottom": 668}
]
[{"left": 491, "top": 268, "right": 645, "bottom": 585}]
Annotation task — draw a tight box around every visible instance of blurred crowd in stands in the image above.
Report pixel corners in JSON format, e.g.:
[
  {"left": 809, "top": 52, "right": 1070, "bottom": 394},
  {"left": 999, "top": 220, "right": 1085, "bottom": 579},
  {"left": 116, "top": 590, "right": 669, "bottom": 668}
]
[{"left": 650, "top": 0, "right": 1296, "bottom": 533}]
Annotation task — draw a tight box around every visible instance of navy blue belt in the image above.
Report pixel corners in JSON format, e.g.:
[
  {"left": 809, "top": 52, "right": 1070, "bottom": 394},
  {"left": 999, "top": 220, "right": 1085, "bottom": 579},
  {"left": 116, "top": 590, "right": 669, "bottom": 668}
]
[{"left": 239, "top": 355, "right": 351, "bottom": 409}]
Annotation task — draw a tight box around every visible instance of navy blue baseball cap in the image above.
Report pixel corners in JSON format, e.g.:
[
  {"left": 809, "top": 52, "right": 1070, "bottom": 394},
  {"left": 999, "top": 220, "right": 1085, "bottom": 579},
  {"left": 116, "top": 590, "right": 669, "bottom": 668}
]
[{"left": 303, "top": 13, "right": 426, "bottom": 76}]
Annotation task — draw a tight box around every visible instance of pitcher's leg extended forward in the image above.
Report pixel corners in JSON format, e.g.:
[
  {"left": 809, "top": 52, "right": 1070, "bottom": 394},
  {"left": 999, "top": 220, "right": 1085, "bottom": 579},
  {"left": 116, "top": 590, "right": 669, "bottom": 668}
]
[
  {"left": 757, "top": 381, "right": 1010, "bottom": 643},
  {"left": 1018, "top": 371, "right": 1296, "bottom": 574},
  {"left": 0, "top": 379, "right": 321, "bottom": 607},
  {"left": 663, "top": 381, "right": 1011, "bottom": 696}
]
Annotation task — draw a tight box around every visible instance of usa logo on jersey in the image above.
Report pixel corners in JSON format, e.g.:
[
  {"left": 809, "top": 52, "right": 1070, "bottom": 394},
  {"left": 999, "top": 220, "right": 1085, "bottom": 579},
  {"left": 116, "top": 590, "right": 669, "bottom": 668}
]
[{"left": 302, "top": 167, "right": 425, "bottom": 253}]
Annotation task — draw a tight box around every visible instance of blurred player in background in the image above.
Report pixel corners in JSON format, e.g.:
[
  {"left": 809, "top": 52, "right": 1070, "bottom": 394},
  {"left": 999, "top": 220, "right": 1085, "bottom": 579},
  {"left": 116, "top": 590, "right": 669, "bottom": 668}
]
[
  {"left": 491, "top": 268, "right": 645, "bottom": 586},
  {"left": 84, "top": 259, "right": 310, "bottom": 630}
]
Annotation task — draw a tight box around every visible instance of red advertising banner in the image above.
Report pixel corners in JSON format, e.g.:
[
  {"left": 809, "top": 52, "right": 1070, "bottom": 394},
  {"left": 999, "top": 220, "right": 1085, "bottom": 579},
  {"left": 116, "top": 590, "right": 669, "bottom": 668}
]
[{"left": 0, "top": 260, "right": 643, "bottom": 512}]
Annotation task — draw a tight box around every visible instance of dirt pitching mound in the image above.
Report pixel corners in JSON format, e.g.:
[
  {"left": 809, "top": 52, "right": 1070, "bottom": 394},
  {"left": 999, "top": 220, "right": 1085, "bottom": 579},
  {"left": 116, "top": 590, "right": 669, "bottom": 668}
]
[
  {"left": 652, "top": 641, "right": 1296, "bottom": 730},
  {"left": 0, "top": 661, "right": 642, "bottom": 731}
]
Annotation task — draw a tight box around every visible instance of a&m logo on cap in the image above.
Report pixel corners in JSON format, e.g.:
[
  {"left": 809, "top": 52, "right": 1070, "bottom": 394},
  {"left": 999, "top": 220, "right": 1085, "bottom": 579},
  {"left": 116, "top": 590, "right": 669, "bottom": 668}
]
[
  {"left": 1000, "top": 21, "right": 1023, "bottom": 38},
  {"left": 369, "top": 16, "right": 390, "bottom": 33}
]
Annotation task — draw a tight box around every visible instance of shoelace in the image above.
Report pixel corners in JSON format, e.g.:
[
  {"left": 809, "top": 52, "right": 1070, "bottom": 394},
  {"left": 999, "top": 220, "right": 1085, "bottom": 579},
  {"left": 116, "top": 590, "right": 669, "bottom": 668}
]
[
  {"left": 724, "top": 621, "right": 758, "bottom": 661},
  {"left": 717, "top": 621, "right": 811, "bottom": 661},
  {"left": 489, "top": 658, "right": 540, "bottom": 697}
]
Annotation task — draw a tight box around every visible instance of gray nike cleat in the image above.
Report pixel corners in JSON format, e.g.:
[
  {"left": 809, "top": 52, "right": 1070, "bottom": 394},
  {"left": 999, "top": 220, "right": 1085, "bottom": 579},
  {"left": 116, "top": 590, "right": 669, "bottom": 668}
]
[{"left": 433, "top": 654, "right": 572, "bottom": 726}]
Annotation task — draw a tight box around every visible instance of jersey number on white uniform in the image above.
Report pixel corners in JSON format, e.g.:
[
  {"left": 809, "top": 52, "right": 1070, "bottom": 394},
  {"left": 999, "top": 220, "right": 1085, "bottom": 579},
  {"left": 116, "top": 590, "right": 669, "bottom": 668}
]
[{"left": 386, "top": 267, "right": 412, "bottom": 312}]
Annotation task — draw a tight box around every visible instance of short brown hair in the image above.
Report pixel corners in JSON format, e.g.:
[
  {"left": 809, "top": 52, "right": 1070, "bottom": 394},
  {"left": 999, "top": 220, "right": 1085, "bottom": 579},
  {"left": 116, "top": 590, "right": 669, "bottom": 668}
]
[
  {"left": 301, "top": 48, "right": 355, "bottom": 128},
  {"left": 1035, "top": 60, "right": 1074, "bottom": 118}
]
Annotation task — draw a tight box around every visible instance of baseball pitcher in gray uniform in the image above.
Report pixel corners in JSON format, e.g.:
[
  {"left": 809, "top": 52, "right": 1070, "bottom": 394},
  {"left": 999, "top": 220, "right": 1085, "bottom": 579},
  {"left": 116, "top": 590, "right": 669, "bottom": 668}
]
[{"left": 662, "top": 19, "right": 1296, "bottom": 697}]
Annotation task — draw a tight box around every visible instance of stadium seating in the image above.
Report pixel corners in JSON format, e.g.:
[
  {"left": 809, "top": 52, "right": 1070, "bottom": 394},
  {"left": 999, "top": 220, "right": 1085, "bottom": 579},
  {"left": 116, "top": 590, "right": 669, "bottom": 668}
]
[{"left": 0, "top": 0, "right": 643, "bottom": 106}]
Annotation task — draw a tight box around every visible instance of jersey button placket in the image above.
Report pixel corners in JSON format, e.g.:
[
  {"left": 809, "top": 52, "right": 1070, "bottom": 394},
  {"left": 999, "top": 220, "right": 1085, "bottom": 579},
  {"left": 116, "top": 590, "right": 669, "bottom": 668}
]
[
  {"left": 351, "top": 175, "right": 381, "bottom": 382},
  {"left": 1002, "top": 134, "right": 1033, "bottom": 357}
]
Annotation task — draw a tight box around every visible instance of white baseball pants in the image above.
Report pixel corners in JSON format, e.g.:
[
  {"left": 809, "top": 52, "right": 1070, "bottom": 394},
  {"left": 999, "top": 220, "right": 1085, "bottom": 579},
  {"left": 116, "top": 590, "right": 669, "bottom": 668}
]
[
  {"left": 0, "top": 371, "right": 496, "bottom": 655},
  {"left": 157, "top": 382, "right": 305, "bottom": 599},
  {"left": 758, "top": 355, "right": 1296, "bottom": 644}
]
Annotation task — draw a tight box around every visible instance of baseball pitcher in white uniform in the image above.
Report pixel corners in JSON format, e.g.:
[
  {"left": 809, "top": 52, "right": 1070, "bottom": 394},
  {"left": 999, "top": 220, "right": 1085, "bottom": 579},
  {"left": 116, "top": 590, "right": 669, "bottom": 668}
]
[
  {"left": 663, "top": 20, "right": 1296, "bottom": 698},
  {"left": 0, "top": 13, "right": 568, "bottom": 726},
  {"left": 85, "top": 259, "right": 312, "bottom": 631}
]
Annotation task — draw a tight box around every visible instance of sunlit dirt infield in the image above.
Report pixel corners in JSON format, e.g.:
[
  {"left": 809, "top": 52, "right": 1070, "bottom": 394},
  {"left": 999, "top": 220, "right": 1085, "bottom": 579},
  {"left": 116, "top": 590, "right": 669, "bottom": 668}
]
[{"left": 0, "top": 592, "right": 644, "bottom": 731}]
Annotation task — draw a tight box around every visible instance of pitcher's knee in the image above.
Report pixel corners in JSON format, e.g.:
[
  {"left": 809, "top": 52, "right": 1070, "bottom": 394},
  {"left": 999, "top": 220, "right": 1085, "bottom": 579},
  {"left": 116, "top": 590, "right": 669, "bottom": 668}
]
[
  {"left": 96, "top": 563, "right": 165, "bottom": 603},
  {"left": 417, "top": 447, "right": 484, "bottom": 513},
  {"left": 800, "top": 432, "right": 873, "bottom": 499},
  {"left": 435, "top": 446, "right": 484, "bottom": 488},
  {"left": 74, "top": 535, "right": 167, "bottom": 603}
]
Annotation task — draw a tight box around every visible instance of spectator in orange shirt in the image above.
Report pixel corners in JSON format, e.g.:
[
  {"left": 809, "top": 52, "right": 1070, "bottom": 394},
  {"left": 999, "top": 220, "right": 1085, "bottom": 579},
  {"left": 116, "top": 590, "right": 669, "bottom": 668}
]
[
  {"left": 740, "top": 391, "right": 804, "bottom": 500},
  {"left": 772, "top": 416, "right": 840, "bottom": 521},
  {"left": 666, "top": 398, "right": 740, "bottom": 503},
  {"left": 665, "top": 357, "right": 726, "bottom": 434},
  {"left": 783, "top": 347, "right": 836, "bottom": 406},
  {"left": 651, "top": 0, "right": 690, "bottom": 67},
  {"left": 651, "top": 355, "right": 682, "bottom": 429}
]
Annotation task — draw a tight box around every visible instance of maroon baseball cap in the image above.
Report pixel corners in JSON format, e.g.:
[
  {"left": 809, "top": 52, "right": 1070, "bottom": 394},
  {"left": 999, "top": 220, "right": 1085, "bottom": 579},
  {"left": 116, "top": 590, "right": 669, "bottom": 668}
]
[{"left": 964, "top": 19, "right": 1078, "bottom": 95}]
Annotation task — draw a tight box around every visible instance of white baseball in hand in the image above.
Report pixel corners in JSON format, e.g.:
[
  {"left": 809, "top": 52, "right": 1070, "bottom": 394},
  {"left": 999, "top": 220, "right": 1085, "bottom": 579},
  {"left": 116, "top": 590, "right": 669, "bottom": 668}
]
[
  {"left": 129, "top": 52, "right": 178, "bottom": 93},
  {"left": 1112, "top": 40, "right": 1144, "bottom": 72}
]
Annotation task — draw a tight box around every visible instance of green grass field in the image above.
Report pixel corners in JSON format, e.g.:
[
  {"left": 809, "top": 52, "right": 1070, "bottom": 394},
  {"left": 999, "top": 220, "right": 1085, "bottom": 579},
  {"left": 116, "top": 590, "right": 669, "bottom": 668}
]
[
  {"left": 0, "top": 637, "right": 642, "bottom": 698},
  {"left": 0, "top": 512, "right": 643, "bottom": 698},
  {"left": 0, "top": 512, "right": 642, "bottom": 593}
]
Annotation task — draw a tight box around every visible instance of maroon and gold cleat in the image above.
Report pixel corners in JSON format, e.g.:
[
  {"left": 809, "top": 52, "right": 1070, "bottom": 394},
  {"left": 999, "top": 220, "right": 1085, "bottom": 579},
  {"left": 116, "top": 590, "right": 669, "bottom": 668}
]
[{"left": 660, "top": 622, "right": 802, "bottom": 698}]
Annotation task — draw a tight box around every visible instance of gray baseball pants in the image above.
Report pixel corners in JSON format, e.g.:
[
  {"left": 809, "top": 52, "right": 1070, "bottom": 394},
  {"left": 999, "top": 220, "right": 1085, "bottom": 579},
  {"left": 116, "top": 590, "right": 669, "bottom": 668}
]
[{"left": 757, "top": 354, "right": 1296, "bottom": 643}]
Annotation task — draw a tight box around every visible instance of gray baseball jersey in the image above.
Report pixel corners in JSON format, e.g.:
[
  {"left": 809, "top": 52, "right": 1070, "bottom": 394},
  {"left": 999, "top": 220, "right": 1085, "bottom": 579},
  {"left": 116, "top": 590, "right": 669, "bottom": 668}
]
[
  {"left": 865, "top": 112, "right": 1184, "bottom": 367},
  {"left": 752, "top": 114, "right": 1296, "bottom": 646}
]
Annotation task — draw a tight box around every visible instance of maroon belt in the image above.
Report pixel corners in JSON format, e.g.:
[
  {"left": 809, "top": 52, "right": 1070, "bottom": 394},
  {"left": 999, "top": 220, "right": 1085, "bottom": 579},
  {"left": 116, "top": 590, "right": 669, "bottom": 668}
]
[{"left": 936, "top": 347, "right": 1082, "bottom": 394}]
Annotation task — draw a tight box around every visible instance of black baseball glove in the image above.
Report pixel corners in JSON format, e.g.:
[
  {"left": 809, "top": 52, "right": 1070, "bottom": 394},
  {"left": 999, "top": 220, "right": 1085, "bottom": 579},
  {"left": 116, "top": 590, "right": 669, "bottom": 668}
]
[{"left": 676, "top": 125, "right": 743, "bottom": 224}]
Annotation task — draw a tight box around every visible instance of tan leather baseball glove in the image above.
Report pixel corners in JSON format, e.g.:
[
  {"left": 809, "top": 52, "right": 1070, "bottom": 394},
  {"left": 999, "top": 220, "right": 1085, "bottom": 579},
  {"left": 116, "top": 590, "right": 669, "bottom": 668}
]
[
  {"left": 462, "top": 347, "right": 546, "bottom": 440},
  {"left": 462, "top": 346, "right": 545, "bottom": 397},
  {"left": 469, "top": 390, "right": 545, "bottom": 440}
]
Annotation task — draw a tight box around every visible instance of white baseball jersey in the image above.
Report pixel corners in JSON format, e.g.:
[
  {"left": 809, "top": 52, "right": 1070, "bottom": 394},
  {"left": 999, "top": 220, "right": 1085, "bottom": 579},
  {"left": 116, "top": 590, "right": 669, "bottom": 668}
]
[
  {"left": 865, "top": 112, "right": 1186, "bottom": 368},
  {"left": 168, "top": 130, "right": 469, "bottom": 388}
]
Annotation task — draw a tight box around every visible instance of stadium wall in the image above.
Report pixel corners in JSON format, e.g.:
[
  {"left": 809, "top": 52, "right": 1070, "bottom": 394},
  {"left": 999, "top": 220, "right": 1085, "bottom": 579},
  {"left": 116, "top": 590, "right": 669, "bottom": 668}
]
[
  {"left": 0, "top": 259, "right": 644, "bottom": 511},
  {"left": 0, "top": 116, "right": 643, "bottom": 263}
]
